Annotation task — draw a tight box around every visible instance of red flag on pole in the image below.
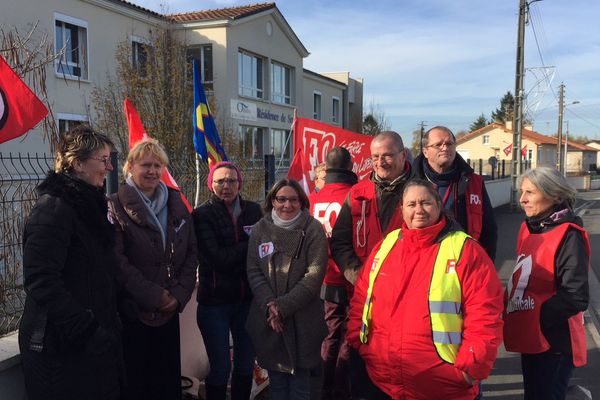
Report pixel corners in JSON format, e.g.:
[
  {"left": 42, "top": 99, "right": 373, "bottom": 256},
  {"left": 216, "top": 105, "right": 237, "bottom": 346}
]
[
  {"left": 0, "top": 54, "right": 48, "bottom": 144},
  {"left": 521, "top": 144, "right": 528, "bottom": 158},
  {"left": 123, "top": 99, "right": 192, "bottom": 212},
  {"left": 503, "top": 143, "right": 513, "bottom": 156}
]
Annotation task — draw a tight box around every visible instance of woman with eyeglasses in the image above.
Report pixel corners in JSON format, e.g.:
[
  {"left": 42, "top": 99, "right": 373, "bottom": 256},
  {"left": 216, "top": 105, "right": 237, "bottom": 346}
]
[
  {"left": 245, "top": 179, "right": 328, "bottom": 400},
  {"left": 20, "top": 125, "right": 123, "bottom": 400},
  {"left": 109, "top": 139, "right": 197, "bottom": 400},
  {"left": 192, "top": 162, "right": 262, "bottom": 400}
]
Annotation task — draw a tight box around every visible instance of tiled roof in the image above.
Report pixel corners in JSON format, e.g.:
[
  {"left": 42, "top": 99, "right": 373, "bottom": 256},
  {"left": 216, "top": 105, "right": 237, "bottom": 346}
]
[
  {"left": 169, "top": 3, "right": 276, "bottom": 23},
  {"left": 457, "top": 123, "right": 597, "bottom": 151},
  {"left": 110, "top": 0, "right": 165, "bottom": 19}
]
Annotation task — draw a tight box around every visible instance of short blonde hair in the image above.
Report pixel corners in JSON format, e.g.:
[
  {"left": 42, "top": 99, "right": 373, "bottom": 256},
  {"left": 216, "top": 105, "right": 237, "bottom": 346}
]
[
  {"left": 123, "top": 139, "right": 169, "bottom": 177},
  {"left": 314, "top": 162, "right": 327, "bottom": 180},
  {"left": 54, "top": 125, "right": 114, "bottom": 173}
]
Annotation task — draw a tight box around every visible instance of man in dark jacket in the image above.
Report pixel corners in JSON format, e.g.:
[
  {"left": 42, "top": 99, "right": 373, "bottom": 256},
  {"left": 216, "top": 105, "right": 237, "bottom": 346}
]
[
  {"left": 330, "top": 131, "right": 412, "bottom": 400},
  {"left": 309, "top": 147, "right": 357, "bottom": 400},
  {"left": 413, "top": 126, "right": 498, "bottom": 260}
]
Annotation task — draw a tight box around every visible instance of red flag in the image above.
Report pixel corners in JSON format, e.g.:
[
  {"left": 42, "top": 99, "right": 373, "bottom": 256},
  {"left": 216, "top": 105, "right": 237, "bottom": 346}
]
[
  {"left": 503, "top": 143, "right": 512, "bottom": 156},
  {"left": 0, "top": 54, "right": 48, "bottom": 144},
  {"left": 521, "top": 144, "right": 528, "bottom": 158},
  {"left": 123, "top": 99, "right": 192, "bottom": 212},
  {"left": 288, "top": 117, "right": 373, "bottom": 193}
]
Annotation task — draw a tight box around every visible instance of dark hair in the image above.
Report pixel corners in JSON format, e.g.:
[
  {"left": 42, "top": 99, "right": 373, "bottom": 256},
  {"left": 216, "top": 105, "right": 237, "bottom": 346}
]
[
  {"left": 264, "top": 179, "right": 310, "bottom": 213},
  {"left": 55, "top": 125, "right": 114, "bottom": 173},
  {"left": 402, "top": 179, "right": 443, "bottom": 209},
  {"left": 326, "top": 146, "right": 353, "bottom": 170},
  {"left": 421, "top": 126, "right": 456, "bottom": 149}
]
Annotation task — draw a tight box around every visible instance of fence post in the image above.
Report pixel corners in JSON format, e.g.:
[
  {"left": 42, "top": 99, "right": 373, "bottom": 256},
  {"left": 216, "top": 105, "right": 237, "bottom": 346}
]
[
  {"left": 105, "top": 151, "right": 119, "bottom": 195},
  {"left": 264, "top": 154, "right": 275, "bottom": 196},
  {"left": 478, "top": 159, "right": 483, "bottom": 175}
]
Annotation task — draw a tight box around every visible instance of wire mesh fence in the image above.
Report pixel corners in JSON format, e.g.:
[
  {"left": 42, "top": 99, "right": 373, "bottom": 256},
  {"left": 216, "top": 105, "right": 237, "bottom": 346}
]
[
  {"left": 0, "top": 152, "right": 270, "bottom": 336},
  {"left": 0, "top": 153, "right": 54, "bottom": 336}
]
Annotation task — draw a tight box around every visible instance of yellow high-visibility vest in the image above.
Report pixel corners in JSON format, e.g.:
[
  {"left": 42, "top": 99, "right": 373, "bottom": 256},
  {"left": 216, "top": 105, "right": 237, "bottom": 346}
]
[{"left": 359, "top": 228, "right": 469, "bottom": 364}]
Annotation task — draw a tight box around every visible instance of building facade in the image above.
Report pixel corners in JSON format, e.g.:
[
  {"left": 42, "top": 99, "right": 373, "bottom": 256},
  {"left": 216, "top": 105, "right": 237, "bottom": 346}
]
[
  {"left": 456, "top": 122, "right": 598, "bottom": 174},
  {"left": 0, "top": 1, "right": 363, "bottom": 164}
]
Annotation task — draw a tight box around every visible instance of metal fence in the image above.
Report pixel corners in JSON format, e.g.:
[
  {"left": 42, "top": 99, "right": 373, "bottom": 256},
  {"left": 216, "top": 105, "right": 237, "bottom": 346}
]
[
  {"left": 466, "top": 159, "right": 532, "bottom": 180},
  {"left": 0, "top": 151, "right": 270, "bottom": 337}
]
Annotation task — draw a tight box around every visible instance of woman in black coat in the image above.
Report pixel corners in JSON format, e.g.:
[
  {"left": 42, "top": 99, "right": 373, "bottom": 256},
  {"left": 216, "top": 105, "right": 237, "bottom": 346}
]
[
  {"left": 19, "top": 125, "right": 123, "bottom": 400},
  {"left": 193, "top": 162, "right": 262, "bottom": 400}
]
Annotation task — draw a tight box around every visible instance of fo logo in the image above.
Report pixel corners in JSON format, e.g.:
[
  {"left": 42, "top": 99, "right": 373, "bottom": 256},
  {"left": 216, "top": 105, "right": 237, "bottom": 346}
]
[
  {"left": 469, "top": 194, "right": 481, "bottom": 205},
  {"left": 0, "top": 88, "right": 8, "bottom": 130}
]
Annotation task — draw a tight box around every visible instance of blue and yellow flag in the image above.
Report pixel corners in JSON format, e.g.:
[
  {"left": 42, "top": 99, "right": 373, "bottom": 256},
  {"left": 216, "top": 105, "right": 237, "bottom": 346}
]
[{"left": 193, "top": 59, "right": 227, "bottom": 167}]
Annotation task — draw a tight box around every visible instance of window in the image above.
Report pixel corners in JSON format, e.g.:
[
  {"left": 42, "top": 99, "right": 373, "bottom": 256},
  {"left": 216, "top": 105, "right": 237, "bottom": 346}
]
[
  {"left": 54, "top": 13, "right": 88, "bottom": 79},
  {"left": 238, "top": 51, "right": 263, "bottom": 99},
  {"left": 528, "top": 149, "right": 533, "bottom": 160},
  {"left": 271, "top": 62, "right": 292, "bottom": 104},
  {"left": 271, "top": 129, "right": 292, "bottom": 162},
  {"left": 239, "top": 125, "right": 267, "bottom": 160},
  {"left": 332, "top": 97, "right": 340, "bottom": 124},
  {"left": 187, "top": 45, "right": 213, "bottom": 92},
  {"left": 313, "top": 92, "right": 322, "bottom": 120},
  {"left": 57, "top": 113, "right": 88, "bottom": 134},
  {"left": 131, "top": 40, "right": 148, "bottom": 77},
  {"left": 482, "top": 135, "right": 490, "bottom": 145}
]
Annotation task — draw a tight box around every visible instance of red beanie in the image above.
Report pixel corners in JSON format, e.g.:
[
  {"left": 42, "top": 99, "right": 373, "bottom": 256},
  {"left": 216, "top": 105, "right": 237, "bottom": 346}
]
[{"left": 207, "top": 161, "right": 243, "bottom": 191}]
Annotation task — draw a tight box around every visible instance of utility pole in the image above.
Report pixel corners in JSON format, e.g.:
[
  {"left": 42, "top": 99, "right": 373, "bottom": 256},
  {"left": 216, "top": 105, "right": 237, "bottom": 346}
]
[
  {"left": 556, "top": 83, "right": 565, "bottom": 174},
  {"left": 511, "top": 0, "right": 527, "bottom": 209},
  {"left": 419, "top": 121, "right": 427, "bottom": 152},
  {"left": 564, "top": 120, "right": 569, "bottom": 176}
]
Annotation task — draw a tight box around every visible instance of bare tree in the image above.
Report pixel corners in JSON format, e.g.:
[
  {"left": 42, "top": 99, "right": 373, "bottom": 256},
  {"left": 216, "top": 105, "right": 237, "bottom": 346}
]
[{"left": 362, "top": 100, "right": 390, "bottom": 136}]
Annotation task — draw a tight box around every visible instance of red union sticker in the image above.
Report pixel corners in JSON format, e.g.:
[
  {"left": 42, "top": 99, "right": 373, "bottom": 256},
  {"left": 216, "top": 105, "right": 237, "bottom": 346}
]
[{"left": 259, "top": 242, "right": 274, "bottom": 258}]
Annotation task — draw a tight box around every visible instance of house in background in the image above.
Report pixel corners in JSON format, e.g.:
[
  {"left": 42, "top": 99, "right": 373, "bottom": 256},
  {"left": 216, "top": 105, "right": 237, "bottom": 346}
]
[
  {"left": 0, "top": 1, "right": 363, "bottom": 163},
  {"left": 456, "top": 122, "right": 598, "bottom": 174}
]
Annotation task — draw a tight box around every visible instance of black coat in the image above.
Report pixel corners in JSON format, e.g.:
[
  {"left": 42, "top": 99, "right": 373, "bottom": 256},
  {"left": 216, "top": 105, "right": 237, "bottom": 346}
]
[
  {"left": 193, "top": 194, "right": 263, "bottom": 305},
  {"left": 19, "top": 172, "right": 122, "bottom": 400}
]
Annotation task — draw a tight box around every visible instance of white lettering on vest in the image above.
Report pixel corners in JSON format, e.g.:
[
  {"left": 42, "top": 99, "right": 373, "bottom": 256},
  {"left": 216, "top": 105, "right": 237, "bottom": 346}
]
[
  {"left": 469, "top": 194, "right": 481, "bottom": 205},
  {"left": 506, "top": 253, "right": 535, "bottom": 313},
  {"left": 313, "top": 202, "right": 342, "bottom": 237}
]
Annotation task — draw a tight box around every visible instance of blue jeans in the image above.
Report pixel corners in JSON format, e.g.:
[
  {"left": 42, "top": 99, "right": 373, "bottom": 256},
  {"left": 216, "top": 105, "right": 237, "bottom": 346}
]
[
  {"left": 268, "top": 369, "right": 311, "bottom": 400},
  {"left": 521, "top": 352, "right": 574, "bottom": 400},
  {"left": 197, "top": 302, "right": 255, "bottom": 386}
]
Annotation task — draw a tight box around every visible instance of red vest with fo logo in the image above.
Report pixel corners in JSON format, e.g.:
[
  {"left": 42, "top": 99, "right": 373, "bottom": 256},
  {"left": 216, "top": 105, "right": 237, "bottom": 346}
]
[
  {"left": 310, "top": 182, "right": 354, "bottom": 287},
  {"left": 464, "top": 174, "right": 483, "bottom": 240},
  {"left": 348, "top": 179, "right": 403, "bottom": 263},
  {"left": 503, "top": 222, "right": 590, "bottom": 366}
]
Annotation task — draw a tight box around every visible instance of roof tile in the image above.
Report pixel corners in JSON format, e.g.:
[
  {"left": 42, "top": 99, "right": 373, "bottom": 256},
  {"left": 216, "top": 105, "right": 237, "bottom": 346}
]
[{"left": 169, "top": 3, "right": 276, "bottom": 23}]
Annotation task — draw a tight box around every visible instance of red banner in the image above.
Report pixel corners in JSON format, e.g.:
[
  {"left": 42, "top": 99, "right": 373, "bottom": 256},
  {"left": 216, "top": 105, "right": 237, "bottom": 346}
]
[
  {"left": 0, "top": 54, "right": 48, "bottom": 144},
  {"left": 287, "top": 117, "right": 373, "bottom": 193}
]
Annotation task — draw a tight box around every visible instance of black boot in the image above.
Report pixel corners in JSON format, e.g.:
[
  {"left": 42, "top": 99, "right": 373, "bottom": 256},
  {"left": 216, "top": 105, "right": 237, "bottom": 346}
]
[
  {"left": 205, "top": 384, "right": 227, "bottom": 400},
  {"left": 231, "top": 374, "right": 253, "bottom": 400}
]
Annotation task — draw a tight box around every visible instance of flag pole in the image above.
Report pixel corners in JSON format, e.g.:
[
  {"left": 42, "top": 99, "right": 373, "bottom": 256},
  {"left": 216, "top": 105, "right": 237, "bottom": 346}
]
[
  {"left": 194, "top": 153, "right": 202, "bottom": 208},
  {"left": 276, "top": 109, "right": 297, "bottom": 172}
]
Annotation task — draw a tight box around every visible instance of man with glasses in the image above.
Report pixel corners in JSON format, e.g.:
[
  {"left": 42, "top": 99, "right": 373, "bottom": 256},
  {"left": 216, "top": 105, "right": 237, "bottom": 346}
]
[
  {"left": 330, "top": 131, "right": 412, "bottom": 400},
  {"left": 413, "top": 126, "right": 497, "bottom": 260}
]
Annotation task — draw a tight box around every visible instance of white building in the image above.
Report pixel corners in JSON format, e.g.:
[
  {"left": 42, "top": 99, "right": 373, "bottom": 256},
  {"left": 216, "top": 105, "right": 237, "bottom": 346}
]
[{"left": 0, "top": 1, "right": 363, "bottom": 162}]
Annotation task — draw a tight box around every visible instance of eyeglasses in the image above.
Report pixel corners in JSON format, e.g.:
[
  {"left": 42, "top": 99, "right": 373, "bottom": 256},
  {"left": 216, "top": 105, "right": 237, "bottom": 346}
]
[
  {"left": 274, "top": 196, "right": 300, "bottom": 205},
  {"left": 427, "top": 141, "right": 455, "bottom": 150},
  {"left": 213, "top": 178, "right": 239, "bottom": 186},
  {"left": 88, "top": 156, "right": 112, "bottom": 166},
  {"left": 371, "top": 152, "right": 401, "bottom": 162}
]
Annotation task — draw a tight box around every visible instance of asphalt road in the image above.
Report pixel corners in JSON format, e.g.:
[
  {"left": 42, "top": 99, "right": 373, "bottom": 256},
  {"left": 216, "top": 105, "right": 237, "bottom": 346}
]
[{"left": 485, "top": 193, "right": 600, "bottom": 399}]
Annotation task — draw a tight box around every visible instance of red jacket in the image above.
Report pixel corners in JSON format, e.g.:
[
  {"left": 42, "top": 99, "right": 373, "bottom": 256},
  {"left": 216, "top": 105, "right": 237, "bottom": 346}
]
[
  {"left": 347, "top": 218, "right": 504, "bottom": 400},
  {"left": 309, "top": 182, "right": 354, "bottom": 289}
]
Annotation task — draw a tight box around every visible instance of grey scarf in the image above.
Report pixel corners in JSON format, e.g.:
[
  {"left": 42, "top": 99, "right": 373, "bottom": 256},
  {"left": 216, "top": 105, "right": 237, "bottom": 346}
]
[
  {"left": 126, "top": 176, "right": 169, "bottom": 250},
  {"left": 271, "top": 208, "right": 303, "bottom": 230}
]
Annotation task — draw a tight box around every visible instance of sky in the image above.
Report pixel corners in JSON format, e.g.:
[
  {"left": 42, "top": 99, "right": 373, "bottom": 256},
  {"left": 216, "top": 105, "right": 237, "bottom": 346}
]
[{"left": 129, "top": 0, "right": 600, "bottom": 144}]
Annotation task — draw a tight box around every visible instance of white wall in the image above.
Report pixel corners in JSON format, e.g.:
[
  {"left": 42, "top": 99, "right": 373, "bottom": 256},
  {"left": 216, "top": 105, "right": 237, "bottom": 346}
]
[{"left": 484, "top": 178, "right": 511, "bottom": 208}]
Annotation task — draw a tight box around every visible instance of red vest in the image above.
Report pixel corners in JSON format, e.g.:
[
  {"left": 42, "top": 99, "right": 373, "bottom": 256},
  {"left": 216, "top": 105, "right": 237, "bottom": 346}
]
[
  {"left": 504, "top": 222, "right": 590, "bottom": 366},
  {"left": 348, "top": 179, "right": 403, "bottom": 263},
  {"left": 464, "top": 174, "right": 483, "bottom": 240},
  {"left": 310, "top": 183, "right": 354, "bottom": 288}
]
